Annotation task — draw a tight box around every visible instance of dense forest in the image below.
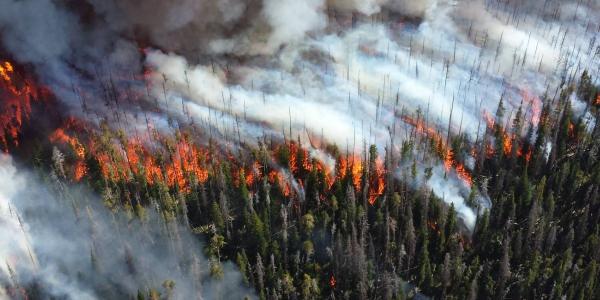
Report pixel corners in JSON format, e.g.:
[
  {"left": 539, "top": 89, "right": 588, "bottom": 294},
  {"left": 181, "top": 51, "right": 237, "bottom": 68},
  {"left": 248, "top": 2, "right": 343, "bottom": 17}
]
[{"left": 4, "top": 68, "right": 599, "bottom": 299}]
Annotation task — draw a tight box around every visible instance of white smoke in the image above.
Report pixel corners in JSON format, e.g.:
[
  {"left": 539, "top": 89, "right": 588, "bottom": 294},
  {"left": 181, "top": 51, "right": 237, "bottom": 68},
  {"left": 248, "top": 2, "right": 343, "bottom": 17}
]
[
  {"left": 0, "top": 155, "right": 36, "bottom": 292},
  {"left": 145, "top": 0, "right": 599, "bottom": 149},
  {"left": 425, "top": 165, "right": 490, "bottom": 230},
  {"left": 0, "top": 0, "right": 598, "bottom": 233},
  {"left": 140, "top": 0, "right": 597, "bottom": 228},
  {"left": 263, "top": 0, "right": 327, "bottom": 52}
]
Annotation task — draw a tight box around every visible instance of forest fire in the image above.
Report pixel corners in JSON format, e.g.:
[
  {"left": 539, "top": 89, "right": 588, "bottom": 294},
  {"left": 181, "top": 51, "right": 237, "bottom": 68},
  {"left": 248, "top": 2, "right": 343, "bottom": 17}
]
[
  {"left": 268, "top": 169, "right": 291, "bottom": 197},
  {"left": 427, "top": 220, "right": 441, "bottom": 236},
  {"left": 49, "top": 128, "right": 86, "bottom": 159},
  {"left": 0, "top": 60, "right": 41, "bottom": 151},
  {"left": 333, "top": 154, "right": 364, "bottom": 191},
  {"left": 403, "top": 115, "right": 473, "bottom": 187},
  {"left": 47, "top": 118, "right": 214, "bottom": 188},
  {"left": 50, "top": 127, "right": 87, "bottom": 181},
  {"left": 0, "top": 61, "right": 14, "bottom": 82},
  {"left": 454, "top": 163, "right": 472, "bottom": 186},
  {"left": 402, "top": 114, "right": 440, "bottom": 140},
  {"left": 245, "top": 161, "right": 262, "bottom": 187},
  {"left": 336, "top": 155, "right": 348, "bottom": 180},
  {"left": 43, "top": 110, "right": 389, "bottom": 207},
  {"left": 568, "top": 122, "right": 575, "bottom": 138},
  {"left": 502, "top": 132, "right": 513, "bottom": 156},
  {"left": 443, "top": 149, "right": 453, "bottom": 172},
  {"left": 288, "top": 141, "right": 312, "bottom": 176},
  {"left": 516, "top": 147, "right": 532, "bottom": 163},
  {"left": 483, "top": 110, "right": 495, "bottom": 129},
  {"left": 350, "top": 156, "right": 363, "bottom": 190},
  {"left": 368, "top": 157, "right": 385, "bottom": 205},
  {"left": 329, "top": 275, "right": 336, "bottom": 288},
  {"left": 520, "top": 88, "right": 542, "bottom": 127},
  {"left": 444, "top": 149, "right": 472, "bottom": 186},
  {"left": 45, "top": 114, "right": 331, "bottom": 201},
  {"left": 2, "top": 0, "right": 599, "bottom": 299},
  {"left": 314, "top": 159, "right": 334, "bottom": 189},
  {"left": 73, "top": 160, "right": 87, "bottom": 181},
  {"left": 481, "top": 110, "right": 532, "bottom": 163}
]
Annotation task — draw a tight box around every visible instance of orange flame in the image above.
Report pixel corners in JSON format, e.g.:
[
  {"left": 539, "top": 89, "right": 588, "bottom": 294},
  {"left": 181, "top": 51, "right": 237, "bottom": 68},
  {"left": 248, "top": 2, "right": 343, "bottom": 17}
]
[
  {"left": 0, "top": 60, "right": 40, "bottom": 151},
  {"left": 368, "top": 157, "right": 385, "bottom": 205},
  {"left": 73, "top": 160, "right": 87, "bottom": 182},
  {"left": 49, "top": 119, "right": 91, "bottom": 182},
  {"left": 454, "top": 163, "right": 472, "bottom": 186},
  {"left": 287, "top": 141, "right": 312, "bottom": 176},
  {"left": 427, "top": 220, "right": 441, "bottom": 235},
  {"left": 143, "top": 155, "right": 164, "bottom": 185},
  {"left": 49, "top": 124, "right": 214, "bottom": 191},
  {"left": 0, "top": 61, "right": 14, "bottom": 82},
  {"left": 314, "top": 159, "right": 334, "bottom": 189},
  {"left": 351, "top": 156, "right": 363, "bottom": 190},
  {"left": 268, "top": 169, "right": 291, "bottom": 197},
  {"left": 568, "top": 122, "right": 575, "bottom": 138},
  {"left": 49, "top": 128, "right": 86, "bottom": 159},
  {"left": 404, "top": 114, "right": 473, "bottom": 187},
  {"left": 483, "top": 110, "right": 495, "bottom": 129},
  {"left": 336, "top": 155, "right": 348, "bottom": 180},
  {"left": 289, "top": 142, "right": 298, "bottom": 174},
  {"left": 516, "top": 146, "right": 532, "bottom": 163},
  {"left": 502, "top": 133, "right": 513, "bottom": 155},
  {"left": 329, "top": 275, "right": 336, "bottom": 288},
  {"left": 245, "top": 161, "right": 262, "bottom": 186},
  {"left": 164, "top": 137, "right": 209, "bottom": 191},
  {"left": 443, "top": 149, "right": 453, "bottom": 173}
]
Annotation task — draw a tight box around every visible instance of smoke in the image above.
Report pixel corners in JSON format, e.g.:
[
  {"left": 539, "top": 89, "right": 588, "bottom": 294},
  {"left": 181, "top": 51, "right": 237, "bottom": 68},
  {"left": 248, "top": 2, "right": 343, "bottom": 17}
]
[
  {"left": 424, "top": 166, "right": 490, "bottom": 230},
  {"left": 0, "top": 0, "right": 598, "bottom": 232},
  {"left": 2, "top": 0, "right": 597, "bottom": 135},
  {"left": 328, "top": 0, "right": 432, "bottom": 17},
  {"left": 140, "top": 0, "right": 599, "bottom": 150},
  {"left": 396, "top": 160, "right": 490, "bottom": 231},
  {"left": 0, "top": 154, "right": 255, "bottom": 299},
  {"left": 328, "top": 0, "right": 386, "bottom": 15}
]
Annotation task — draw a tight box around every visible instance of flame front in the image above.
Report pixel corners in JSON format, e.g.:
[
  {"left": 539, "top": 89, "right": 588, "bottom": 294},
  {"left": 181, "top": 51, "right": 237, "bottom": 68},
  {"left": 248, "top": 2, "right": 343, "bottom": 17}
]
[
  {"left": 0, "top": 60, "right": 41, "bottom": 152},
  {"left": 403, "top": 115, "right": 473, "bottom": 187}
]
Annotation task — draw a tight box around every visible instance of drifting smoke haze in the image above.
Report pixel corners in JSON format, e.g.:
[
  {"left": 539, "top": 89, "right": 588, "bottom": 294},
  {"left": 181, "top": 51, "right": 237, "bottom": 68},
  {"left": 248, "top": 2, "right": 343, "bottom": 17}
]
[
  {"left": 2, "top": 0, "right": 599, "bottom": 232},
  {"left": 0, "top": 154, "right": 254, "bottom": 299},
  {"left": 140, "top": 0, "right": 597, "bottom": 227},
  {"left": 0, "top": 0, "right": 599, "bottom": 297}
]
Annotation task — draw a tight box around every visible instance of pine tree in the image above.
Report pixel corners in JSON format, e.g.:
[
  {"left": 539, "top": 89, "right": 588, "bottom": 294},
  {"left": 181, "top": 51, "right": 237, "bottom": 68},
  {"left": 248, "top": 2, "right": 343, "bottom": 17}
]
[{"left": 418, "top": 239, "right": 433, "bottom": 290}]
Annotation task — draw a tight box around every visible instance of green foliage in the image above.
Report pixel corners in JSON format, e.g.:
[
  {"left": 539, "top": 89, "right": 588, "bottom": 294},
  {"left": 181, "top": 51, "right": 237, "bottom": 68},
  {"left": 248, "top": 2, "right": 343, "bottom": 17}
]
[{"left": 28, "top": 70, "right": 600, "bottom": 300}]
